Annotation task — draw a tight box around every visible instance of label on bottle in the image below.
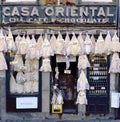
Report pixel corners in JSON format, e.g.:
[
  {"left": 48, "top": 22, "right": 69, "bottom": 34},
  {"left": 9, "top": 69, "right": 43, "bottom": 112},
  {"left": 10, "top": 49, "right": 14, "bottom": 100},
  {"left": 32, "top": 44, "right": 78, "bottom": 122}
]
[
  {"left": 93, "top": 77, "right": 99, "bottom": 80},
  {"left": 94, "top": 64, "right": 99, "bottom": 67},
  {"left": 93, "top": 68, "right": 98, "bottom": 70}
]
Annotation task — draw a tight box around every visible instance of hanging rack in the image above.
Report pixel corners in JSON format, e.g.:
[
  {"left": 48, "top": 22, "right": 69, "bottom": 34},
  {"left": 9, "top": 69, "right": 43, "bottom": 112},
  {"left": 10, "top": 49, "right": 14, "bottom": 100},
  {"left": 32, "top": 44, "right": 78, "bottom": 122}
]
[{"left": 1, "top": 26, "right": 117, "bottom": 36}]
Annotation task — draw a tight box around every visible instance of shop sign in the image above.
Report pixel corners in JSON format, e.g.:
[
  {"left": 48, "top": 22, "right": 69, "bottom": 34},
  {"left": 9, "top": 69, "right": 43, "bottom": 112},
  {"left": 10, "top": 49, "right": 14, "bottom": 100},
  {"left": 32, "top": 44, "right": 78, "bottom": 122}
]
[
  {"left": 16, "top": 97, "right": 38, "bottom": 109},
  {"left": 56, "top": 55, "right": 76, "bottom": 62},
  {"left": 1, "top": 5, "right": 117, "bottom": 25},
  {"left": 111, "top": 92, "right": 120, "bottom": 108}
]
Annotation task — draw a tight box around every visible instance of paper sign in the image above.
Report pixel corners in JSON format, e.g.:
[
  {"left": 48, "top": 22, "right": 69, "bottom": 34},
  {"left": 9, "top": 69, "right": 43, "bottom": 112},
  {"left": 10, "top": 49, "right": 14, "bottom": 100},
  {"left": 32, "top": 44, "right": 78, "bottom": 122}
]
[
  {"left": 93, "top": 77, "right": 99, "bottom": 80},
  {"left": 111, "top": 92, "right": 120, "bottom": 108},
  {"left": 16, "top": 97, "right": 38, "bottom": 109},
  {"left": 93, "top": 68, "right": 98, "bottom": 70},
  {"left": 94, "top": 64, "right": 100, "bottom": 67},
  {"left": 56, "top": 55, "right": 76, "bottom": 62},
  {"left": 64, "top": 70, "right": 71, "bottom": 74}
]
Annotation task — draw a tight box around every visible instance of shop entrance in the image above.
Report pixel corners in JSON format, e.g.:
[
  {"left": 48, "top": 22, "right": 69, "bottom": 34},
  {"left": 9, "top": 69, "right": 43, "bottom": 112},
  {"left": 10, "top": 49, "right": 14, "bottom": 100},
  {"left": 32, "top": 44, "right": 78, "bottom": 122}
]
[{"left": 51, "top": 56, "right": 78, "bottom": 114}]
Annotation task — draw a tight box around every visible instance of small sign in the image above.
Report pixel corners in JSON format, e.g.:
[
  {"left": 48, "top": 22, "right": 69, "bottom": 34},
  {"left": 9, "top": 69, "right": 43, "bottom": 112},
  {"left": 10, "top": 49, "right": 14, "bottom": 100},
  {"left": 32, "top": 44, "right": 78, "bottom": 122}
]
[
  {"left": 64, "top": 70, "right": 71, "bottom": 74},
  {"left": 93, "top": 77, "right": 99, "bottom": 80},
  {"left": 56, "top": 55, "right": 76, "bottom": 63},
  {"left": 16, "top": 97, "right": 38, "bottom": 109},
  {"left": 94, "top": 64, "right": 100, "bottom": 67},
  {"left": 111, "top": 92, "right": 120, "bottom": 108},
  {"left": 93, "top": 68, "right": 98, "bottom": 71},
  {"left": 52, "top": 104, "right": 62, "bottom": 114},
  {"left": 90, "top": 86, "right": 95, "bottom": 90}
]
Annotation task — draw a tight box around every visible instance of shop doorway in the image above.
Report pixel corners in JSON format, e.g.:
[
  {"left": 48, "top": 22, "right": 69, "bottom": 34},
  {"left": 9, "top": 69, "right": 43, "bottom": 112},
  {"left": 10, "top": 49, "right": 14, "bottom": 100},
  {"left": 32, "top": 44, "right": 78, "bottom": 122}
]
[{"left": 51, "top": 56, "right": 78, "bottom": 114}]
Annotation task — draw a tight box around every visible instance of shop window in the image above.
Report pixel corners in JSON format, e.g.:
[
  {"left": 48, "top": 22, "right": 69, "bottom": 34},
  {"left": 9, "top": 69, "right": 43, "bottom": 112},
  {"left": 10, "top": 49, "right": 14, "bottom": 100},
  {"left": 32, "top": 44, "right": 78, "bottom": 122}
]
[
  {"left": 45, "top": 0, "right": 76, "bottom": 5},
  {"left": 82, "top": 0, "right": 112, "bottom": 2},
  {"left": 5, "top": 0, "right": 36, "bottom": 2},
  {"left": 6, "top": 35, "right": 42, "bottom": 112}
]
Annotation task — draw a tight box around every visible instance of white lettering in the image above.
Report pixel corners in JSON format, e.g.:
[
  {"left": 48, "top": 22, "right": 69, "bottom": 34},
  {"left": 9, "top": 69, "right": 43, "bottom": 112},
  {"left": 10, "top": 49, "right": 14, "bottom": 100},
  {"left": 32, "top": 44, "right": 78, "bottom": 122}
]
[
  {"left": 97, "top": 7, "right": 105, "bottom": 16},
  {"left": 71, "top": 7, "right": 78, "bottom": 17},
  {"left": 89, "top": 7, "right": 97, "bottom": 16},
  {"left": 66, "top": 7, "right": 70, "bottom": 17},
  {"left": 107, "top": 7, "right": 114, "bottom": 17},
  {"left": 3, "top": 7, "right": 10, "bottom": 16},
  {"left": 45, "top": 7, "right": 54, "bottom": 16},
  {"left": 55, "top": 7, "right": 64, "bottom": 16},
  {"left": 11, "top": 7, "right": 20, "bottom": 16},
  {"left": 21, "top": 7, "right": 29, "bottom": 16},
  {"left": 31, "top": 7, "right": 39, "bottom": 16},
  {"left": 80, "top": 7, "right": 88, "bottom": 17}
]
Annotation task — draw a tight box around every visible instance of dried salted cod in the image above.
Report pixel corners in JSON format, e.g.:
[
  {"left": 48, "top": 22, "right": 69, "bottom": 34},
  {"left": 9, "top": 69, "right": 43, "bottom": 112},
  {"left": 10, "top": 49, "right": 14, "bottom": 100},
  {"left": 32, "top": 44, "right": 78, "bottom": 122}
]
[
  {"left": 0, "top": 28, "right": 7, "bottom": 52},
  {"left": 109, "top": 53, "right": 120, "bottom": 73},
  {"left": 104, "top": 31, "right": 112, "bottom": 55},
  {"left": 55, "top": 32, "right": 65, "bottom": 55},
  {"left": 111, "top": 32, "right": 120, "bottom": 53},
  {"left": 50, "top": 33, "right": 56, "bottom": 53},
  {"left": 77, "top": 55, "right": 90, "bottom": 70},
  {"left": 82, "top": 34, "right": 93, "bottom": 55},
  {"left": 67, "top": 32, "right": 81, "bottom": 56},
  {"left": 6, "top": 28, "right": 16, "bottom": 52},
  {"left": 40, "top": 58, "right": 52, "bottom": 72},
  {"left": 40, "top": 33, "right": 54, "bottom": 58},
  {"left": 77, "top": 70, "right": 89, "bottom": 92},
  {"left": 95, "top": 33, "right": 105, "bottom": 54}
]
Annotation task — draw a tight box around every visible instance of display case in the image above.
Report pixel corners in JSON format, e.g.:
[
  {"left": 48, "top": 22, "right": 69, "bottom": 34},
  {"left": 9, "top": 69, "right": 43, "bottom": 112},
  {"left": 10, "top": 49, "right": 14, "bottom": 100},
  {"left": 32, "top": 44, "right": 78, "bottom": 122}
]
[
  {"left": 86, "top": 55, "right": 110, "bottom": 114},
  {"left": 5, "top": 36, "right": 42, "bottom": 112}
]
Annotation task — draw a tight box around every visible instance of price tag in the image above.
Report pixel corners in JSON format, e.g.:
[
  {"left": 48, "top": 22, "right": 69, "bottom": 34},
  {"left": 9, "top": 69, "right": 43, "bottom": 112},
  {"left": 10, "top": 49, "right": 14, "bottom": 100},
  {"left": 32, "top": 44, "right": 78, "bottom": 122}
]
[
  {"left": 64, "top": 70, "right": 71, "bottom": 74},
  {"left": 94, "top": 64, "right": 100, "bottom": 67},
  {"left": 90, "top": 86, "right": 95, "bottom": 90},
  {"left": 54, "top": 105, "right": 61, "bottom": 109},
  {"left": 93, "top": 77, "right": 99, "bottom": 80},
  {"left": 101, "top": 87, "right": 105, "bottom": 90},
  {"left": 93, "top": 68, "right": 98, "bottom": 70}
]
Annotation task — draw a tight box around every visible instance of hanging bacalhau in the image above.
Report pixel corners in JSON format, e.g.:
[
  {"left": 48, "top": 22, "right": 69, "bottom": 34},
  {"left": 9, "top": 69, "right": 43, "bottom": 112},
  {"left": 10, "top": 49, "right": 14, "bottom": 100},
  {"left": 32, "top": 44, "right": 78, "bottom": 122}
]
[
  {"left": 37, "top": 33, "right": 44, "bottom": 52},
  {"left": 77, "top": 32, "right": 84, "bottom": 49},
  {"left": 15, "top": 34, "right": 22, "bottom": 51},
  {"left": 109, "top": 53, "right": 120, "bottom": 73},
  {"left": 110, "top": 32, "right": 120, "bottom": 53},
  {"left": 55, "top": 31, "right": 65, "bottom": 55},
  {"left": 95, "top": 32, "right": 105, "bottom": 54},
  {"left": 6, "top": 28, "right": 16, "bottom": 52},
  {"left": 12, "top": 54, "right": 26, "bottom": 71},
  {"left": 76, "top": 70, "right": 89, "bottom": 105},
  {"left": 90, "top": 34, "right": 96, "bottom": 54},
  {"left": 40, "top": 33, "right": 54, "bottom": 58},
  {"left": 26, "top": 35, "right": 40, "bottom": 60},
  {"left": 16, "top": 71, "right": 26, "bottom": 84},
  {"left": 17, "top": 35, "right": 27, "bottom": 55},
  {"left": 82, "top": 34, "right": 93, "bottom": 55},
  {"left": 40, "top": 58, "right": 52, "bottom": 72},
  {"left": 50, "top": 33, "right": 57, "bottom": 53},
  {"left": 10, "top": 73, "right": 24, "bottom": 94},
  {"left": 104, "top": 31, "right": 112, "bottom": 55},
  {"left": 67, "top": 32, "right": 81, "bottom": 56},
  {"left": 64, "top": 32, "right": 70, "bottom": 55},
  {"left": 0, "top": 28, "right": 7, "bottom": 52},
  {"left": 77, "top": 55, "right": 90, "bottom": 70}
]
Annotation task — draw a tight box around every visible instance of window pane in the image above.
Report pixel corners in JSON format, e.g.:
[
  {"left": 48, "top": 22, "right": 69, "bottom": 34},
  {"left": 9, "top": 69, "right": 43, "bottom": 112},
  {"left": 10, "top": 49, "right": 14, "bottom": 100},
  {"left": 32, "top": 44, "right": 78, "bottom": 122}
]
[
  {"left": 82, "top": 0, "right": 112, "bottom": 2},
  {"left": 6, "top": 0, "right": 36, "bottom": 2}
]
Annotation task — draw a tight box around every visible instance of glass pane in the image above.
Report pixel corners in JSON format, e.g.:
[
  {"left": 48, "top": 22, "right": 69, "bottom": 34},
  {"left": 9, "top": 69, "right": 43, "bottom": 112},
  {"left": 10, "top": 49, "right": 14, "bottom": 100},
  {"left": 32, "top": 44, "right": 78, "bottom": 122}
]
[
  {"left": 8, "top": 35, "right": 39, "bottom": 95},
  {"left": 6, "top": 0, "right": 36, "bottom": 2},
  {"left": 82, "top": 0, "right": 112, "bottom": 2}
]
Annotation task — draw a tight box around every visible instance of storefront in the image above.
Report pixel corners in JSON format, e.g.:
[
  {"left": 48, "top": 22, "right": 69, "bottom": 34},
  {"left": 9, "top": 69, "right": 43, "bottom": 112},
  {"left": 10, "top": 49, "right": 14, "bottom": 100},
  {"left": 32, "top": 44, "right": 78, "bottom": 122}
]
[{"left": 0, "top": 3, "right": 119, "bottom": 121}]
